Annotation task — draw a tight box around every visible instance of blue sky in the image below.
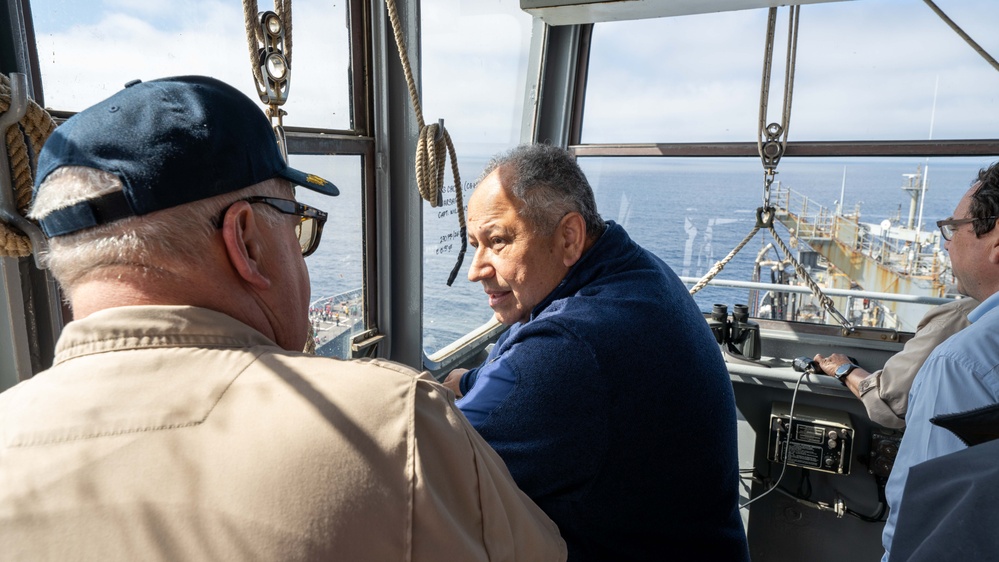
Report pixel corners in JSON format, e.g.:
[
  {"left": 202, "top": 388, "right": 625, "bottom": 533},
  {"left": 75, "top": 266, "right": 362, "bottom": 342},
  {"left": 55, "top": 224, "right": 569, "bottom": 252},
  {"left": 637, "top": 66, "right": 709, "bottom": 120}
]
[
  {"left": 25, "top": 0, "right": 996, "bottom": 336},
  {"left": 27, "top": 0, "right": 999, "bottom": 150}
]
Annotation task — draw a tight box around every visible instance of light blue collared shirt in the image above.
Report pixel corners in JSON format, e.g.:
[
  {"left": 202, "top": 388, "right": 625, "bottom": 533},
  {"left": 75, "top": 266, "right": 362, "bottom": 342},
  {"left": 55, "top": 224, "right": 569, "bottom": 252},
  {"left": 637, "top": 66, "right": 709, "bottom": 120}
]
[{"left": 882, "top": 292, "right": 999, "bottom": 561}]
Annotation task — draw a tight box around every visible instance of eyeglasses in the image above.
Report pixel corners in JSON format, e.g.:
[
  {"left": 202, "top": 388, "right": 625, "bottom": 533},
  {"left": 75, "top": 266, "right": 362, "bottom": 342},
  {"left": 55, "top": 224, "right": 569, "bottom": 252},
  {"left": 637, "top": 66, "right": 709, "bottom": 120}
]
[
  {"left": 219, "top": 196, "right": 328, "bottom": 256},
  {"left": 936, "top": 216, "right": 998, "bottom": 241}
]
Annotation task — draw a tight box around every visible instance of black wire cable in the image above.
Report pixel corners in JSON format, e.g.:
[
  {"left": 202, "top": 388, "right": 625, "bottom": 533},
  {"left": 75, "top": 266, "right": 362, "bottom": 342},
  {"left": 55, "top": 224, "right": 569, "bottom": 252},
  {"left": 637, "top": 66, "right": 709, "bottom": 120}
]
[
  {"left": 740, "top": 370, "right": 808, "bottom": 509},
  {"left": 740, "top": 472, "right": 889, "bottom": 522}
]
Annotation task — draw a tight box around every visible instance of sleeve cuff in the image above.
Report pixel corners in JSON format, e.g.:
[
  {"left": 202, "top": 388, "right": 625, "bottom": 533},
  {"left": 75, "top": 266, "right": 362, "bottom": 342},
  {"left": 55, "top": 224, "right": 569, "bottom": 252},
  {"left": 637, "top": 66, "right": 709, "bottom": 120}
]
[{"left": 459, "top": 368, "right": 479, "bottom": 395}]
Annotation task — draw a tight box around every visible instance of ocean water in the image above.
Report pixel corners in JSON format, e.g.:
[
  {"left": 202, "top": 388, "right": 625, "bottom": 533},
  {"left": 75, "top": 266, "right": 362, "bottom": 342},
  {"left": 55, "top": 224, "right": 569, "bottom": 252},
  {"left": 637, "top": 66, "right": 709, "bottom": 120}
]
[{"left": 300, "top": 154, "right": 997, "bottom": 356}]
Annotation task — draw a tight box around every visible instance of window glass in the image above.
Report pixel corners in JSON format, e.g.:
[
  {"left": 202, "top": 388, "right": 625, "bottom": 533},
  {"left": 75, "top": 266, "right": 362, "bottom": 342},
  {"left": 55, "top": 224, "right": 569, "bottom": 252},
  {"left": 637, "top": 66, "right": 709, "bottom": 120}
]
[
  {"left": 582, "top": 1, "right": 999, "bottom": 143},
  {"left": 578, "top": 0, "right": 999, "bottom": 332},
  {"left": 577, "top": 155, "right": 991, "bottom": 331},
  {"left": 419, "top": 1, "right": 533, "bottom": 354},
  {"left": 293, "top": 154, "right": 363, "bottom": 359},
  {"left": 30, "top": 0, "right": 350, "bottom": 130}
]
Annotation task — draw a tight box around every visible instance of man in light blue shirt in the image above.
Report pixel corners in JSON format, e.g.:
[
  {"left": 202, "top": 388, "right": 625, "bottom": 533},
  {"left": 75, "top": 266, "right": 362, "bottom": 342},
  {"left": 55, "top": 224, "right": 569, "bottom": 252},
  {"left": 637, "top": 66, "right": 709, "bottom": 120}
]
[{"left": 882, "top": 161, "right": 999, "bottom": 561}]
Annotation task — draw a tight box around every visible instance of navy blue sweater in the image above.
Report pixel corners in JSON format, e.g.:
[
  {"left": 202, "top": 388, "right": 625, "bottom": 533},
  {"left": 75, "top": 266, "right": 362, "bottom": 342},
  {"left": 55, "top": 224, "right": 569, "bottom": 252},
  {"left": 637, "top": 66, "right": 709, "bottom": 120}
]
[{"left": 458, "top": 221, "right": 749, "bottom": 561}]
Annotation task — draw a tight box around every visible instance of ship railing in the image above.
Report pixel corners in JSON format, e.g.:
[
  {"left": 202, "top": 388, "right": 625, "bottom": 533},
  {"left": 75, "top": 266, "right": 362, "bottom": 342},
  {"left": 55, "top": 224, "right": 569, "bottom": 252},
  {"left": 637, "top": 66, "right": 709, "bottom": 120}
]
[
  {"left": 774, "top": 183, "right": 950, "bottom": 279},
  {"left": 309, "top": 288, "right": 363, "bottom": 310},
  {"left": 849, "top": 223, "right": 947, "bottom": 278},
  {"left": 680, "top": 276, "right": 955, "bottom": 306},
  {"left": 772, "top": 183, "right": 837, "bottom": 239}
]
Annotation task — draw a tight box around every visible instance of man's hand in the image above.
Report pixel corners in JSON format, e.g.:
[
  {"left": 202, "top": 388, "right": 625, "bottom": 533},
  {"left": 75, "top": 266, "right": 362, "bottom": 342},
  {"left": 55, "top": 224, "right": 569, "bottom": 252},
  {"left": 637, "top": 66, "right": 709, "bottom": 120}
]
[
  {"left": 443, "top": 368, "right": 469, "bottom": 398},
  {"left": 813, "top": 352, "right": 853, "bottom": 377},
  {"left": 813, "top": 352, "right": 868, "bottom": 400}
]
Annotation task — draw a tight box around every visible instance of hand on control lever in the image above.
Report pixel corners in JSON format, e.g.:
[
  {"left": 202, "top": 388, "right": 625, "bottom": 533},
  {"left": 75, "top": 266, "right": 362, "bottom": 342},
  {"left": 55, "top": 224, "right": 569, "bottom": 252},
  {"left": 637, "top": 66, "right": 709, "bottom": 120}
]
[{"left": 792, "top": 356, "right": 821, "bottom": 374}]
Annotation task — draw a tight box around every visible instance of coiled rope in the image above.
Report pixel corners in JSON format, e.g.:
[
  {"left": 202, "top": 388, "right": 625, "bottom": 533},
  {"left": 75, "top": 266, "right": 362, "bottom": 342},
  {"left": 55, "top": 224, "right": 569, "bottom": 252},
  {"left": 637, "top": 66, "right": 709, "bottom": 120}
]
[
  {"left": 384, "top": 0, "right": 467, "bottom": 286},
  {"left": 0, "top": 75, "right": 55, "bottom": 258}
]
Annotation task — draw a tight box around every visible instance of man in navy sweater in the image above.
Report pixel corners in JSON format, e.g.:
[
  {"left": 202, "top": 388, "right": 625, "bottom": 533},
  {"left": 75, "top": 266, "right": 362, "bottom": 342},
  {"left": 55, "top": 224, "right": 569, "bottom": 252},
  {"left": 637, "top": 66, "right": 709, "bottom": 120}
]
[{"left": 443, "top": 143, "right": 748, "bottom": 561}]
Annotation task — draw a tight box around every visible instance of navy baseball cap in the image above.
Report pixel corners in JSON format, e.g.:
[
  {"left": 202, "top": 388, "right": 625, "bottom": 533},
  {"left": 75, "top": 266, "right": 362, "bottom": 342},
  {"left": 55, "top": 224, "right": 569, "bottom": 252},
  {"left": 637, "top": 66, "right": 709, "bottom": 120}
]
[{"left": 34, "top": 75, "right": 339, "bottom": 238}]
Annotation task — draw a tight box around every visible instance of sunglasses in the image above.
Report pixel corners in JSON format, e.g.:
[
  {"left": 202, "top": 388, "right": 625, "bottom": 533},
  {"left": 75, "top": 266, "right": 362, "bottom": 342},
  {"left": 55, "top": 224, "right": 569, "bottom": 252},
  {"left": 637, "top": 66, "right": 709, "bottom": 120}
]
[
  {"left": 218, "top": 196, "right": 328, "bottom": 256},
  {"left": 936, "top": 216, "right": 998, "bottom": 242}
]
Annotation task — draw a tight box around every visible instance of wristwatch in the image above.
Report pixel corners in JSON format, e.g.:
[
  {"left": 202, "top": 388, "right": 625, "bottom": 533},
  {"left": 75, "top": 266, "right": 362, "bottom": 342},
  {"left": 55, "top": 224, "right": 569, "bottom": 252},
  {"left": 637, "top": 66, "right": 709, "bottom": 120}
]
[{"left": 834, "top": 362, "right": 860, "bottom": 386}]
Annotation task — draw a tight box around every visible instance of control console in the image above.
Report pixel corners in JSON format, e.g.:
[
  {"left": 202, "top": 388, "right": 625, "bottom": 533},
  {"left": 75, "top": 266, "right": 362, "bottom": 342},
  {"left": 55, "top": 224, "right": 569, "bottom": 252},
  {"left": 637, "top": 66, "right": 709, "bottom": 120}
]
[{"left": 767, "top": 402, "right": 854, "bottom": 475}]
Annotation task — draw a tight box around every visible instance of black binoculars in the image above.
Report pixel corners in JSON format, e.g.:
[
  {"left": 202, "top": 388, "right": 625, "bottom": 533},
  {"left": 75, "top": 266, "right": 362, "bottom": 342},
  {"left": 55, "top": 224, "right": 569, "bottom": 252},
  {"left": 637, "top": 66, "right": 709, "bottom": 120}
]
[{"left": 708, "top": 303, "right": 762, "bottom": 360}]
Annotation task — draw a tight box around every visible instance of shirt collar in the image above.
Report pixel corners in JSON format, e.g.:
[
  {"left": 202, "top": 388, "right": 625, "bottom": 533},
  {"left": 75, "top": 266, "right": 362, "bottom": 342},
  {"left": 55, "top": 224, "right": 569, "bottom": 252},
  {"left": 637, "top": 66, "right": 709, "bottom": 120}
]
[{"left": 968, "top": 292, "right": 999, "bottom": 323}]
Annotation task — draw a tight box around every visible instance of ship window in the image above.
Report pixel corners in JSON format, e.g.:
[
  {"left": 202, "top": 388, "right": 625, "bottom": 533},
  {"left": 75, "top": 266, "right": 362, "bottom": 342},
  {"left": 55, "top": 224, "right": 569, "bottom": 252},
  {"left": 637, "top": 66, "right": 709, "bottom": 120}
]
[
  {"left": 576, "top": 155, "right": 991, "bottom": 331},
  {"left": 30, "top": 0, "right": 351, "bottom": 131},
  {"left": 292, "top": 154, "right": 364, "bottom": 359},
  {"left": 30, "top": 0, "right": 368, "bottom": 359},
  {"left": 575, "top": 1, "right": 999, "bottom": 331},
  {"left": 418, "top": 1, "right": 533, "bottom": 356},
  {"left": 581, "top": 1, "right": 999, "bottom": 144}
]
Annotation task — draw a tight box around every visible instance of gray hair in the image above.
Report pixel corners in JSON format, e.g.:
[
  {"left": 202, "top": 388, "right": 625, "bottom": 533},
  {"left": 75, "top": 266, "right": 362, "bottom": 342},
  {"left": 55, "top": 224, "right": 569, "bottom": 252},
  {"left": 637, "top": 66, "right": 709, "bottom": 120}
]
[
  {"left": 29, "top": 166, "right": 290, "bottom": 290},
  {"left": 477, "top": 144, "right": 604, "bottom": 237}
]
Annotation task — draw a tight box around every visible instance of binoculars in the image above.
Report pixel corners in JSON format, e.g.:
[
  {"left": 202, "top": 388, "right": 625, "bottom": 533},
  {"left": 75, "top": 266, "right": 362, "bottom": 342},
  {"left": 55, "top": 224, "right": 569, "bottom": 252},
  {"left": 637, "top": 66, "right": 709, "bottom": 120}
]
[{"left": 708, "top": 303, "right": 762, "bottom": 360}]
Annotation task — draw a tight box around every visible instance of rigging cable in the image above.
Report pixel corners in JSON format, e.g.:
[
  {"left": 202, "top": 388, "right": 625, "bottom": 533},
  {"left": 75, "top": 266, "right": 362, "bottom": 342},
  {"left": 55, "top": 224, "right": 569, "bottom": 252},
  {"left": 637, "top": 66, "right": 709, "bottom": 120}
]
[
  {"left": 757, "top": 5, "right": 797, "bottom": 189},
  {"left": 692, "top": 6, "right": 854, "bottom": 333},
  {"left": 384, "top": 0, "right": 467, "bottom": 286},
  {"left": 0, "top": 73, "right": 56, "bottom": 264},
  {"left": 689, "top": 7, "right": 796, "bottom": 297},
  {"left": 922, "top": 0, "right": 999, "bottom": 73},
  {"left": 757, "top": 6, "right": 852, "bottom": 331}
]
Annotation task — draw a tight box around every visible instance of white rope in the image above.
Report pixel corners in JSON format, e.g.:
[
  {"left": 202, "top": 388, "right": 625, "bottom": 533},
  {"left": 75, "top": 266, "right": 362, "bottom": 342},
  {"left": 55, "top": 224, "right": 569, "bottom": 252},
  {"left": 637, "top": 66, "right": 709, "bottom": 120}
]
[
  {"left": 0, "top": 75, "right": 56, "bottom": 258},
  {"left": 384, "top": 0, "right": 467, "bottom": 285}
]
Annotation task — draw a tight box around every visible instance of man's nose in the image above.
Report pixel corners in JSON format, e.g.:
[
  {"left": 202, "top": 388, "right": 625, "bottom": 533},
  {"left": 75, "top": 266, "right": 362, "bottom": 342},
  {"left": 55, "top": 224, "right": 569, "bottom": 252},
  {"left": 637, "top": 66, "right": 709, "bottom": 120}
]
[{"left": 467, "top": 248, "right": 493, "bottom": 282}]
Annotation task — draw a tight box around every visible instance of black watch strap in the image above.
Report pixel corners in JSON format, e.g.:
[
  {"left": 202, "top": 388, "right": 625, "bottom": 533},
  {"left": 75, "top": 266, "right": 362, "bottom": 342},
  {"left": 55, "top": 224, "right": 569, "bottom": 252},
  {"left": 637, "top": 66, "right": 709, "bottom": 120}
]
[{"left": 835, "top": 363, "right": 859, "bottom": 385}]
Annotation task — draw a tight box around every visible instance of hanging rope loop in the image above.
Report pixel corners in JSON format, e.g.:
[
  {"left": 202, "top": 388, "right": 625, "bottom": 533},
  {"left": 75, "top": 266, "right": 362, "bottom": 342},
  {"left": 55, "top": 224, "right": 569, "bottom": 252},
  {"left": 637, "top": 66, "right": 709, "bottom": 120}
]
[
  {"left": 416, "top": 119, "right": 447, "bottom": 207},
  {"left": 0, "top": 74, "right": 56, "bottom": 263},
  {"left": 385, "top": 0, "right": 467, "bottom": 285}
]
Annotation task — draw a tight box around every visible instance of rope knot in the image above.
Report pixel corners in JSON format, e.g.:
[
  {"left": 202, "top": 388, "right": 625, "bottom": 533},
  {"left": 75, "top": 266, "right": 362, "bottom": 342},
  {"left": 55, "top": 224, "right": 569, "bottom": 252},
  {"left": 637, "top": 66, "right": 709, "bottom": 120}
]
[{"left": 0, "top": 75, "right": 56, "bottom": 259}]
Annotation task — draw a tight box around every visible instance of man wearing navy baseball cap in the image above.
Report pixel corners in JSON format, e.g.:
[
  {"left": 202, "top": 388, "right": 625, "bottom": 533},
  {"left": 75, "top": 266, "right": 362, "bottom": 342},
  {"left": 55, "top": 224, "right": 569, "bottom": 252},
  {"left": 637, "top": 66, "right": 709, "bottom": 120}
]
[{"left": 0, "top": 76, "right": 566, "bottom": 561}]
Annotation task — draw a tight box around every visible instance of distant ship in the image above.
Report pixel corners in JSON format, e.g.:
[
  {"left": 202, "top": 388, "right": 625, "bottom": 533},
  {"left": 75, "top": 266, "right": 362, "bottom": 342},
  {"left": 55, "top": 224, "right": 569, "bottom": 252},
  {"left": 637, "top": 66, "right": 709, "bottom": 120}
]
[
  {"left": 755, "top": 166, "right": 951, "bottom": 331},
  {"left": 308, "top": 288, "right": 364, "bottom": 358}
]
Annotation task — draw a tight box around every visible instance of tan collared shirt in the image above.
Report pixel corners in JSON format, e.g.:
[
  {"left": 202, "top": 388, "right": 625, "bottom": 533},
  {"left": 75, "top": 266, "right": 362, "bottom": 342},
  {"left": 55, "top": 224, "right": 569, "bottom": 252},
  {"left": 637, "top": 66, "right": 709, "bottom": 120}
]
[
  {"left": 859, "top": 297, "right": 978, "bottom": 428},
  {"left": 0, "top": 306, "right": 565, "bottom": 561}
]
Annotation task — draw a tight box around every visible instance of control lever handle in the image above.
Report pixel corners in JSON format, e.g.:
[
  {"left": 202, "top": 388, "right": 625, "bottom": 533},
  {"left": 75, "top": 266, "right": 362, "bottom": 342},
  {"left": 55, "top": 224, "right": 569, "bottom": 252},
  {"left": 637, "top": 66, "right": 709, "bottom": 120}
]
[{"left": 792, "top": 356, "right": 820, "bottom": 374}]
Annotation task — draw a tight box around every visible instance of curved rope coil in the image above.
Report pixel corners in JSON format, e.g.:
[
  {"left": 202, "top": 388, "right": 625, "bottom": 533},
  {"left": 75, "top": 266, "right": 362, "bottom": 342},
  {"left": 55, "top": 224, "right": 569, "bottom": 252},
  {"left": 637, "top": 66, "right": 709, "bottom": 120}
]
[
  {"left": 0, "top": 75, "right": 56, "bottom": 258},
  {"left": 385, "top": 0, "right": 467, "bottom": 285}
]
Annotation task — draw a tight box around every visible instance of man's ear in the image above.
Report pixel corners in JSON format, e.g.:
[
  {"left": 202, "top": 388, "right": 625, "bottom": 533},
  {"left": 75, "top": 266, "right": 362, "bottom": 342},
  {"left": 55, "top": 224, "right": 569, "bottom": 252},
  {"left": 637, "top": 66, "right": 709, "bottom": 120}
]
[
  {"left": 221, "top": 202, "right": 272, "bottom": 290},
  {"left": 558, "top": 212, "right": 588, "bottom": 267},
  {"left": 988, "top": 230, "right": 999, "bottom": 265}
]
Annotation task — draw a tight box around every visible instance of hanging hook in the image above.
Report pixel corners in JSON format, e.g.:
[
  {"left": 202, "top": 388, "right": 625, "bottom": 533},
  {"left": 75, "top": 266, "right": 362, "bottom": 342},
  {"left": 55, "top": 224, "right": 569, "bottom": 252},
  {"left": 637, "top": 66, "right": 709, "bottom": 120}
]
[{"left": 435, "top": 118, "right": 445, "bottom": 142}]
